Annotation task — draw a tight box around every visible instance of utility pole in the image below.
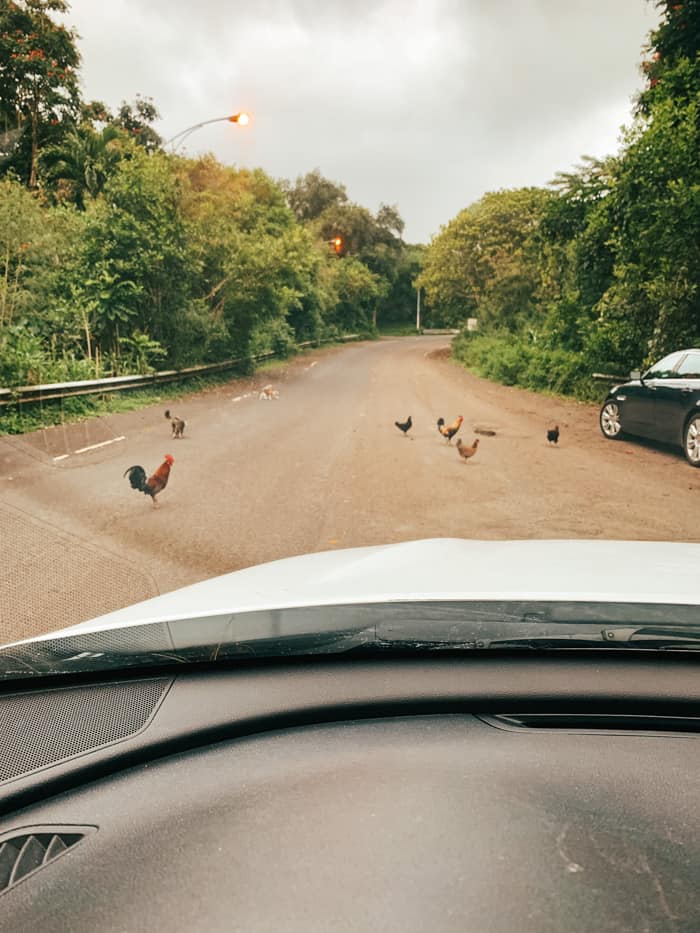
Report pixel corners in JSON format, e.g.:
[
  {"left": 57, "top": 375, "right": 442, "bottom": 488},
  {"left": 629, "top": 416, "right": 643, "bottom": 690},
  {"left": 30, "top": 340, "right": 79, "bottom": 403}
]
[{"left": 416, "top": 287, "right": 421, "bottom": 332}]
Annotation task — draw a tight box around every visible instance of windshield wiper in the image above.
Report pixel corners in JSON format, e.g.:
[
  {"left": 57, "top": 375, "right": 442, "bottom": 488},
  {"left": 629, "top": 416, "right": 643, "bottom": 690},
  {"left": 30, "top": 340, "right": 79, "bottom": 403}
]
[
  {"left": 4, "top": 603, "right": 700, "bottom": 683},
  {"left": 478, "top": 627, "right": 700, "bottom": 651},
  {"left": 340, "top": 626, "right": 700, "bottom": 655}
]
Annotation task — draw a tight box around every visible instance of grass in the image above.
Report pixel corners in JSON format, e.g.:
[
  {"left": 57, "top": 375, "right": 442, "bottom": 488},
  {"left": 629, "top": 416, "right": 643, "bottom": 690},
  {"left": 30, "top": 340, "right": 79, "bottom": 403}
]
[
  {"left": 0, "top": 340, "right": 359, "bottom": 436},
  {"left": 377, "top": 323, "right": 421, "bottom": 337},
  {"left": 0, "top": 371, "right": 242, "bottom": 436}
]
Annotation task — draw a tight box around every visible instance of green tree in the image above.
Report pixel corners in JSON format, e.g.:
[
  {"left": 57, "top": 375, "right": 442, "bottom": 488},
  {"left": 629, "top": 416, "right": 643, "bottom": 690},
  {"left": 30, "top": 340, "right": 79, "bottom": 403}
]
[
  {"left": 40, "top": 122, "right": 124, "bottom": 208},
  {"left": 325, "top": 256, "right": 389, "bottom": 333},
  {"left": 637, "top": 0, "right": 700, "bottom": 114},
  {"left": 69, "top": 150, "right": 189, "bottom": 368},
  {"left": 418, "top": 188, "right": 550, "bottom": 329},
  {"left": 592, "top": 94, "right": 700, "bottom": 366},
  {"left": 376, "top": 243, "right": 424, "bottom": 328},
  {"left": 0, "top": 0, "right": 81, "bottom": 187},
  {"left": 113, "top": 95, "right": 161, "bottom": 152},
  {"left": 0, "top": 174, "right": 44, "bottom": 330},
  {"left": 535, "top": 157, "right": 616, "bottom": 353},
  {"left": 282, "top": 167, "right": 347, "bottom": 223},
  {"left": 0, "top": 174, "right": 88, "bottom": 385}
]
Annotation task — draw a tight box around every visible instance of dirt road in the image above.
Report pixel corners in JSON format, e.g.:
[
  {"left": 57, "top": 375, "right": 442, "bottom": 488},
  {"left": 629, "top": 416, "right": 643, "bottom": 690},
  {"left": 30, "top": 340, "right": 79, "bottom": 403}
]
[{"left": 2, "top": 336, "right": 699, "bottom": 642}]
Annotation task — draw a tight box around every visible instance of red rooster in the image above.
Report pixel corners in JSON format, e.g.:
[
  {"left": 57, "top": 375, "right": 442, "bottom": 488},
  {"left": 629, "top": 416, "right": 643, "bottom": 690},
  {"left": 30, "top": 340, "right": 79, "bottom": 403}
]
[{"left": 124, "top": 455, "right": 174, "bottom": 508}]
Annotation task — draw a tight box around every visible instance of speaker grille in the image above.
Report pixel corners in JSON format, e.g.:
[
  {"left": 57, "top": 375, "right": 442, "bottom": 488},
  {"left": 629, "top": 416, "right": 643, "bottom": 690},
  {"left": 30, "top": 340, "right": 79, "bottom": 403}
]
[{"left": 0, "top": 678, "right": 170, "bottom": 783}]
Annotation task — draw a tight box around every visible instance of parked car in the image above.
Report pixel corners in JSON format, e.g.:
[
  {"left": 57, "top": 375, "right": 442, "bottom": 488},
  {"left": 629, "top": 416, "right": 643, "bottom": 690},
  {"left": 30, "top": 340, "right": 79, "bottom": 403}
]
[{"left": 600, "top": 348, "right": 700, "bottom": 466}]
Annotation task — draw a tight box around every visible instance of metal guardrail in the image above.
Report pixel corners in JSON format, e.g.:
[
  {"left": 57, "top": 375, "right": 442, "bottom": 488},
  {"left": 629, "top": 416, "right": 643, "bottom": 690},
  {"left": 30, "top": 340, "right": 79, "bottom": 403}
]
[
  {"left": 591, "top": 372, "right": 627, "bottom": 383},
  {"left": 0, "top": 334, "right": 360, "bottom": 408}
]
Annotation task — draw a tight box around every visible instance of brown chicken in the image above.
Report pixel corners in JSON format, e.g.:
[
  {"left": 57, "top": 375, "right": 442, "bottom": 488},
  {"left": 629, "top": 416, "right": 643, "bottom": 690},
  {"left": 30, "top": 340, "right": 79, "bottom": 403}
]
[
  {"left": 437, "top": 415, "right": 463, "bottom": 444},
  {"left": 165, "top": 409, "right": 185, "bottom": 438},
  {"left": 124, "top": 454, "right": 174, "bottom": 508},
  {"left": 456, "top": 438, "right": 479, "bottom": 462}
]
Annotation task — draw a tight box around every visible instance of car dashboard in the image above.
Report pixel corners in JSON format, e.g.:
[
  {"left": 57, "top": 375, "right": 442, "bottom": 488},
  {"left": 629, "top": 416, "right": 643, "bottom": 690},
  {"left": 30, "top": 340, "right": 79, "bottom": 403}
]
[{"left": 0, "top": 655, "right": 699, "bottom": 932}]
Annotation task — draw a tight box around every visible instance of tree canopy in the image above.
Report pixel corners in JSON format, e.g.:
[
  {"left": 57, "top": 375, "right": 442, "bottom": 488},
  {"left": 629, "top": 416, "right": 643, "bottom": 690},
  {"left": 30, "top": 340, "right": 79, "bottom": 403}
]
[
  {"left": 0, "top": 3, "right": 420, "bottom": 390},
  {"left": 422, "top": 0, "right": 700, "bottom": 397}
]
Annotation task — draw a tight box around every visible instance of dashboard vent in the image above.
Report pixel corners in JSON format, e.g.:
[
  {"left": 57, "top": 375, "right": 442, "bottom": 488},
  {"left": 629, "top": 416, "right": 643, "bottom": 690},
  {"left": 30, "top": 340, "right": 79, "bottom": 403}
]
[{"left": 0, "top": 827, "right": 92, "bottom": 895}]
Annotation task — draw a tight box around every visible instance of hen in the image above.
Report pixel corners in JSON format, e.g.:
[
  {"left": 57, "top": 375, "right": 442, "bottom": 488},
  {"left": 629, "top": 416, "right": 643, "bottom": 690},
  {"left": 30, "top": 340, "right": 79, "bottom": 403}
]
[
  {"left": 437, "top": 415, "right": 463, "bottom": 444},
  {"left": 547, "top": 425, "right": 560, "bottom": 445},
  {"left": 456, "top": 438, "right": 479, "bottom": 462},
  {"left": 394, "top": 415, "right": 412, "bottom": 437},
  {"left": 124, "top": 454, "right": 174, "bottom": 508}
]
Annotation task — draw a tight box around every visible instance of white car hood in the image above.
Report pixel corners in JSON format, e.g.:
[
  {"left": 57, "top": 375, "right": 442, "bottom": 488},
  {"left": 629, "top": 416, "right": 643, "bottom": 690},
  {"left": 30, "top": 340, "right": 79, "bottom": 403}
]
[{"left": 14, "top": 537, "right": 700, "bottom": 645}]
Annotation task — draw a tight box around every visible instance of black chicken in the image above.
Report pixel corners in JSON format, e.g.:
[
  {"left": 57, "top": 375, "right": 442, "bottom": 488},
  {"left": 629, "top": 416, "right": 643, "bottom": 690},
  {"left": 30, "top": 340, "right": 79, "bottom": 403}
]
[
  {"left": 547, "top": 425, "right": 560, "bottom": 445},
  {"left": 395, "top": 415, "right": 413, "bottom": 437}
]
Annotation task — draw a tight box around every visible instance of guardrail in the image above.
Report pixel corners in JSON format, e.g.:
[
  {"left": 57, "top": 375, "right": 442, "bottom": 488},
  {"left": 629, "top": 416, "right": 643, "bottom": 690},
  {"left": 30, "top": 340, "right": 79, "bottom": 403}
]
[
  {"left": 0, "top": 334, "right": 360, "bottom": 408},
  {"left": 591, "top": 372, "right": 628, "bottom": 383}
]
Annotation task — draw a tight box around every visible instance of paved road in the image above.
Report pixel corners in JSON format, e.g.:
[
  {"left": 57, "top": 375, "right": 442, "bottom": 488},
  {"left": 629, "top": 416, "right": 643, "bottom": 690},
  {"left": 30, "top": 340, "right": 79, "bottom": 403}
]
[{"left": 2, "top": 336, "right": 700, "bottom": 642}]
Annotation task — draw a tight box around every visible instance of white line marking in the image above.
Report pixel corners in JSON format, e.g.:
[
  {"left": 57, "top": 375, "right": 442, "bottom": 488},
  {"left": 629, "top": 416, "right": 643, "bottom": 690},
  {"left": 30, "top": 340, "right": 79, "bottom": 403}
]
[
  {"left": 73, "top": 436, "right": 126, "bottom": 455},
  {"left": 52, "top": 454, "right": 70, "bottom": 461},
  {"left": 232, "top": 396, "right": 242, "bottom": 402}
]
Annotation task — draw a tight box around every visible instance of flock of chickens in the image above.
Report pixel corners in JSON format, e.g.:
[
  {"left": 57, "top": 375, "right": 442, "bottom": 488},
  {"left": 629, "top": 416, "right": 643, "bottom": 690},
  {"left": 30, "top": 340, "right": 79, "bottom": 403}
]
[
  {"left": 123, "top": 400, "right": 561, "bottom": 509},
  {"left": 394, "top": 414, "right": 560, "bottom": 464}
]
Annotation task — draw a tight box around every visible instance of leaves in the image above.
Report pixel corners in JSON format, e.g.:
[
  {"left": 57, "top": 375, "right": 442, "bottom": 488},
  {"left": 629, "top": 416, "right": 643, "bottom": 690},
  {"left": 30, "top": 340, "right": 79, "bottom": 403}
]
[{"left": 418, "top": 188, "right": 550, "bottom": 329}]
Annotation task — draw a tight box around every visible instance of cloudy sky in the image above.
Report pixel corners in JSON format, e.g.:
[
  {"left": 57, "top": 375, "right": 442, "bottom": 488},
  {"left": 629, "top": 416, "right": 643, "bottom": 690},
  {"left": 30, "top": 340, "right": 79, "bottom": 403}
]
[{"left": 59, "top": 0, "right": 659, "bottom": 242}]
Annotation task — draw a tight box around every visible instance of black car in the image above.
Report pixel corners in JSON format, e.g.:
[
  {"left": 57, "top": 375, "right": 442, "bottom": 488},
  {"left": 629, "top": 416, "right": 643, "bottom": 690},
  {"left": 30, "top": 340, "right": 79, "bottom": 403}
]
[{"left": 600, "top": 348, "right": 700, "bottom": 466}]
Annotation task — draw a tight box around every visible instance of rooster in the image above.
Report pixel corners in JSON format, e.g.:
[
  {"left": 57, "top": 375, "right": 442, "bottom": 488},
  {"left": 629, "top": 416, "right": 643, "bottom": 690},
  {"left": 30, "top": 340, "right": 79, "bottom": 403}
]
[
  {"left": 547, "top": 425, "right": 559, "bottom": 445},
  {"left": 165, "top": 410, "right": 185, "bottom": 438},
  {"left": 124, "top": 455, "right": 174, "bottom": 508},
  {"left": 394, "top": 415, "right": 412, "bottom": 438},
  {"left": 437, "top": 415, "right": 463, "bottom": 444},
  {"left": 456, "top": 438, "right": 479, "bottom": 463}
]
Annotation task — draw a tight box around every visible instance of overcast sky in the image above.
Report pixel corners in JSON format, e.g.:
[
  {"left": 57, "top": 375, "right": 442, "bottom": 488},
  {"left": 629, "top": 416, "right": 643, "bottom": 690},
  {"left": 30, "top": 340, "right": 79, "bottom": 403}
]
[{"left": 60, "top": 0, "right": 659, "bottom": 242}]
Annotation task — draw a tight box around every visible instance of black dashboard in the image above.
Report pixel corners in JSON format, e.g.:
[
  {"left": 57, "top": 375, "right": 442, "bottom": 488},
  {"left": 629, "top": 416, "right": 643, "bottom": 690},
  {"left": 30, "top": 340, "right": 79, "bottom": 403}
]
[{"left": 1, "top": 656, "right": 699, "bottom": 932}]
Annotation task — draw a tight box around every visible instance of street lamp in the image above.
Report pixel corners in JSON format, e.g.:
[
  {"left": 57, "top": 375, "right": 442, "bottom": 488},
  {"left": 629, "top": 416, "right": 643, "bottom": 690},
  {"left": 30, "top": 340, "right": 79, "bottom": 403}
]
[{"left": 163, "top": 111, "right": 251, "bottom": 153}]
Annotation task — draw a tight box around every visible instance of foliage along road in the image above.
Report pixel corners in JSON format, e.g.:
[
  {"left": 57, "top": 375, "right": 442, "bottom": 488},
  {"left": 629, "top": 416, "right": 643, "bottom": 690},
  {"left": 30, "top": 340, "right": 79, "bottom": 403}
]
[{"left": 2, "top": 335, "right": 700, "bottom": 643}]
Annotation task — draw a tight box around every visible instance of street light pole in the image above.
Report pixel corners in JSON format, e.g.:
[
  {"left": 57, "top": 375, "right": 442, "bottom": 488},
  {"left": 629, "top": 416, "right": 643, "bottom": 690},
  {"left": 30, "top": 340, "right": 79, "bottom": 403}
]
[
  {"left": 416, "top": 287, "right": 421, "bottom": 332},
  {"left": 162, "top": 112, "right": 250, "bottom": 153}
]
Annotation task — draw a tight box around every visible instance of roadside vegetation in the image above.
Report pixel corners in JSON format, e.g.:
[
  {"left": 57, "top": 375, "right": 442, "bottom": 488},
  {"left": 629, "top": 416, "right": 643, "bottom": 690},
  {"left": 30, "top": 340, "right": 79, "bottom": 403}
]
[
  {"left": 0, "top": 341, "right": 337, "bottom": 435},
  {"left": 0, "top": 0, "right": 420, "bottom": 411},
  {"left": 419, "top": 1, "right": 700, "bottom": 400},
  {"left": 2, "top": 1, "right": 697, "bottom": 428}
]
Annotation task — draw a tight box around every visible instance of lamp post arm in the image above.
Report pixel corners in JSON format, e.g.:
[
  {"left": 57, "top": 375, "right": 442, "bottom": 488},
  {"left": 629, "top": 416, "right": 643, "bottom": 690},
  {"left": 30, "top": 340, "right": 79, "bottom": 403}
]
[{"left": 163, "top": 115, "right": 246, "bottom": 152}]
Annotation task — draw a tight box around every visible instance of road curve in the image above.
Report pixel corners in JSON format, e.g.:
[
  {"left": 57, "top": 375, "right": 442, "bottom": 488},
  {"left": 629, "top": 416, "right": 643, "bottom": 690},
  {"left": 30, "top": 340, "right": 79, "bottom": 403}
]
[{"left": 2, "top": 335, "right": 699, "bottom": 641}]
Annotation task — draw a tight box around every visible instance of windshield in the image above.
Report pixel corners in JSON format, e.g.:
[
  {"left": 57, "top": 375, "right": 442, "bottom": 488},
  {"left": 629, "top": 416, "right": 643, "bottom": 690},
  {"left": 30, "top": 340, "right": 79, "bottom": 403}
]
[{"left": 2, "top": 1, "right": 700, "bottom": 670}]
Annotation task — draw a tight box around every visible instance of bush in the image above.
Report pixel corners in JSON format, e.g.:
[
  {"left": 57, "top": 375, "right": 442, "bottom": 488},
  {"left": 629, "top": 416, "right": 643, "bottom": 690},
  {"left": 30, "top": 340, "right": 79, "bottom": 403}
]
[
  {"left": 249, "top": 318, "right": 297, "bottom": 360},
  {"left": 452, "top": 331, "right": 602, "bottom": 401},
  {"left": 0, "top": 327, "right": 99, "bottom": 387}
]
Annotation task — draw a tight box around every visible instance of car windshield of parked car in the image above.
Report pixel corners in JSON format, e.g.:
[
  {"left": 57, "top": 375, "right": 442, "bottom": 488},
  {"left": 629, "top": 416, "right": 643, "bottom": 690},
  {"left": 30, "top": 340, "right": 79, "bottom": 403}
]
[
  {"left": 1, "top": 1, "right": 699, "bottom": 671},
  {"left": 675, "top": 352, "right": 700, "bottom": 379},
  {"left": 644, "top": 351, "right": 685, "bottom": 379}
]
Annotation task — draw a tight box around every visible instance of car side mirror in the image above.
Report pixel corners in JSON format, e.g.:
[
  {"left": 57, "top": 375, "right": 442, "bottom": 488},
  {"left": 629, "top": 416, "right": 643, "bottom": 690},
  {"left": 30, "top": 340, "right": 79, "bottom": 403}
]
[{"left": 630, "top": 370, "right": 641, "bottom": 381}]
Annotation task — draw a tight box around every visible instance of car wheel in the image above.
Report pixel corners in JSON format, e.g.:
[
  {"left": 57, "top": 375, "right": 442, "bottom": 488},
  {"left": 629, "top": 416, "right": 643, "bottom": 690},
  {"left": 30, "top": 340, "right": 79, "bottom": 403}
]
[
  {"left": 683, "top": 414, "right": 700, "bottom": 467},
  {"left": 600, "top": 401, "right": 623, "bottom": 439}
]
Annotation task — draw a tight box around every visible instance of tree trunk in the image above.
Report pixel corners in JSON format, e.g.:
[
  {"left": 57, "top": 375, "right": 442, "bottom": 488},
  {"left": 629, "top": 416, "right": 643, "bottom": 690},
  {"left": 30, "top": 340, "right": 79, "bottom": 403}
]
[{"left": 29, "top": 102, "right": 39, "bottom": 189}]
